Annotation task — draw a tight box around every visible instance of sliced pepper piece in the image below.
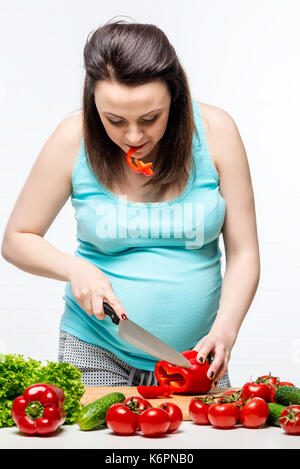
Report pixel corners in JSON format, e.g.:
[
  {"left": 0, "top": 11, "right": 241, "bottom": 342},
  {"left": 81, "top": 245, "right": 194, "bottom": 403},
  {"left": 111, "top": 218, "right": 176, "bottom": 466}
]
[
  {"left": 137, "top": 385, "right": 172, "bottom": 399},
  {"left": 126, "top": 147, "right": 155, "bottom": 176},
  {"left": 154, "top": 350, "right": 212, "bottom": 395}
]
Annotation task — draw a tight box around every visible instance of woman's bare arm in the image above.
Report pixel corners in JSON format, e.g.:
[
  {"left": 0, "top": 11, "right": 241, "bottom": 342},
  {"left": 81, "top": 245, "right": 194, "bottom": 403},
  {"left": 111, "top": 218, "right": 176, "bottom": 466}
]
[
  {"left": 194, "top": 105, "right": 260, "bottom": 382},
  {"left": 210, "top": 106, "right": 261, "bottom": 337},
  {"left": 1, "top": 114, "right": 83, "bottom": 281}
]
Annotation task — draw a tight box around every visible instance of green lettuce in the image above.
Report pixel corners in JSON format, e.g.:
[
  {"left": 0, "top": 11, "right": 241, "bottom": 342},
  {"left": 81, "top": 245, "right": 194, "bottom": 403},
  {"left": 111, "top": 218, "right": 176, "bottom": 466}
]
[{"left": 0, "top": 354, "right": 85, "bottom": 427}]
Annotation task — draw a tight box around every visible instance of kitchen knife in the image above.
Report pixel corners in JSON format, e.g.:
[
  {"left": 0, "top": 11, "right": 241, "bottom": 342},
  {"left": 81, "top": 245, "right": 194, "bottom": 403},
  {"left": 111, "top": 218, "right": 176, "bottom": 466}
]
[{"left": 103, "top": 302, "right": 192, "bottom": 369}]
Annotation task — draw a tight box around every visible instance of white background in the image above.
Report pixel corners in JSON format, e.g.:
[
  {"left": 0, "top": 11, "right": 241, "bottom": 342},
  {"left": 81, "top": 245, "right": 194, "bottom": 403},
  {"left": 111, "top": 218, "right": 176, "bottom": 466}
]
[{"left": 0, "top": 0, "right": 299, "bottom": 387}]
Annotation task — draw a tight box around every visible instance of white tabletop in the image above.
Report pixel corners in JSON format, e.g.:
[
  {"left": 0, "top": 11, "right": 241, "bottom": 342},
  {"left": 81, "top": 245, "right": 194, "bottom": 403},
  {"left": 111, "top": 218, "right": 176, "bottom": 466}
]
[{"left": 1, "top": 421, "right": 299, "bottom": 450}]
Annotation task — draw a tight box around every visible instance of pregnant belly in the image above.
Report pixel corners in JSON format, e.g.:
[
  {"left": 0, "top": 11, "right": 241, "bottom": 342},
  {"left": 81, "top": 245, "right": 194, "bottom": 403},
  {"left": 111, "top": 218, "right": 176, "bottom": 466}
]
[
  {"left": 71, "top": 245, "right": 223, "bottom": 351},
  {"left": 106, "top": 267, "right": 222, "bottom": 351}
]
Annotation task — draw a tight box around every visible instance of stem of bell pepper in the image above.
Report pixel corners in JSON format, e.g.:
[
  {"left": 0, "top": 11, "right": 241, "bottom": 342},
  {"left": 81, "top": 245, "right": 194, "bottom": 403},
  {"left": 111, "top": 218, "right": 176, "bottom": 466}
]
[{"left": 25, "top": 401, "right": 44, "bottom": 419}]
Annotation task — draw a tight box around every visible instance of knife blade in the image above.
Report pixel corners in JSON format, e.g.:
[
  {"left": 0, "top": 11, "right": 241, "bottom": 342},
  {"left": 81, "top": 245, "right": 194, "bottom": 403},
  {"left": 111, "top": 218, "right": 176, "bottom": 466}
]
[{"left": 103, "top": 302, "right": 192, "bottom": 368}]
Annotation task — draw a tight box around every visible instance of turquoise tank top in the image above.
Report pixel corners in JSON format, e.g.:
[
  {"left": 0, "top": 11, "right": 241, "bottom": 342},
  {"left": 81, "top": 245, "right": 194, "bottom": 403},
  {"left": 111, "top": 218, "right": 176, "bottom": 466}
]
[{"left": 60, "top": 98, "right": 226, "bottom": 371}]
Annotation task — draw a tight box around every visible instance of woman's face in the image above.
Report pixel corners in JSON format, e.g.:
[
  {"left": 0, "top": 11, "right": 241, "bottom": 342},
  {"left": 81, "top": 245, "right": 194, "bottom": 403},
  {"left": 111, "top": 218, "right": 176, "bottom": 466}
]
[{"left": 94, "top": 79, "right": 171, "bottom": 160}]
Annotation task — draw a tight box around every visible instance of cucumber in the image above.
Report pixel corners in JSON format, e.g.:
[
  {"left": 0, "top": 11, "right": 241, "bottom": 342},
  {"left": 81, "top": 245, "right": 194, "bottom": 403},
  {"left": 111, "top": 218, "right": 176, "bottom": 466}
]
[
  {"left": 274, "top": 385, "right": 300, "bottom": 406},
  {"left": 77, "top": 392, "right": 125, "bottom": 431},
  {"left": 267, "top": 403, "right": 286, "bottom": 427}
]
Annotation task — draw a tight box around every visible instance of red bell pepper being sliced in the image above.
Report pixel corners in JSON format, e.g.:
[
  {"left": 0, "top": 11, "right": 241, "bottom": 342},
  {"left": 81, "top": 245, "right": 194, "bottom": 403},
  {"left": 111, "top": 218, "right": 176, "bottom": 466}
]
[
  {"left": 126, "top": 147, "right": 155, "bottom": 176},
  {"left": 137, "top": 385, "right": 172, "bottom": 399},
  {"left": 11, "top": 383, "right": 66, "bottom": 435},
  {"left": 154, "top": 350, "right": 212, "bottom": 395}
]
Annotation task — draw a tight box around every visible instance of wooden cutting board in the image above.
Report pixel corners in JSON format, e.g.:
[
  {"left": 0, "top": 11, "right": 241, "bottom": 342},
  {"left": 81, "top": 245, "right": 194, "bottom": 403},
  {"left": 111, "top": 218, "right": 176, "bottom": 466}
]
[{"left": 81, "top": 386, "right": 240, "bottom": 420}]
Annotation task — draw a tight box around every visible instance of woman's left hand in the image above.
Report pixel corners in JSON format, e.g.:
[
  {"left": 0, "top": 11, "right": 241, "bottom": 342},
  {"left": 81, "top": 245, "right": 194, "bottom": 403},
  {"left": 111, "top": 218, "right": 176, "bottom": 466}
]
[{"left": 192, "top": 330, "right": 236, "bottom": 385}]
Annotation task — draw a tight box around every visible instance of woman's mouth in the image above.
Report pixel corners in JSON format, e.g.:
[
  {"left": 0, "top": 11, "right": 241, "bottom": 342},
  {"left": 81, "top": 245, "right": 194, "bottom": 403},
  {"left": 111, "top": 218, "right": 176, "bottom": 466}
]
[{"left": 127, "top": 142, "right": 148, "bottom": 151}]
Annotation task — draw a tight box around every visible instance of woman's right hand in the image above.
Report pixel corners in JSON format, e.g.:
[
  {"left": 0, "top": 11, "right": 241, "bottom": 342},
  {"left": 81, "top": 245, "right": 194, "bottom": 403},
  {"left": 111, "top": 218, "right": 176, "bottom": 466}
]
[{"left": 67, "top": 256, "right": 128, "bottom": 321}]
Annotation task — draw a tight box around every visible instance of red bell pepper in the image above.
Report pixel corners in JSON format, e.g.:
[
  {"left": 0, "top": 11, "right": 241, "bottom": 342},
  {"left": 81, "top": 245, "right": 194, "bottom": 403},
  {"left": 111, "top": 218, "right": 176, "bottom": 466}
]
[
  {"left": 137, "top": 385, "right": 172, "bottom": 399},
  {"left": 154, "top": 350, "right": 212, "bottom": 395},
  {"left": 11, "top": 383, "right": 66, "bottom": 435},
  {"left": 126, "top": 147, "right": 155, "bottom": 176}
]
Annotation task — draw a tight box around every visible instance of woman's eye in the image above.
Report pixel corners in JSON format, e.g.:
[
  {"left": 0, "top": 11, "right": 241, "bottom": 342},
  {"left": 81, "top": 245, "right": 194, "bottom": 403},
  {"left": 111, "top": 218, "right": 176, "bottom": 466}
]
[
  {"left": 144, "top": 116, "right": 158, "bottom": 123},
  {"left": 108, "top": 120, "right": 122, "bottom": 125},
  {"left": 109, "top": 116, "right": 158, "bottom": 125}
]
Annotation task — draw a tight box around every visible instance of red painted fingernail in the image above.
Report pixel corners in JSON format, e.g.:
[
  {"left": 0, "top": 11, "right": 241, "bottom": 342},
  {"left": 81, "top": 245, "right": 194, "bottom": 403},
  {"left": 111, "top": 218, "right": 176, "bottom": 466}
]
[
  {"left": 121, "top": 314, "right": 127, "bottom": 320},
  {"left": 210, "top": 371, "right": 215, "bottom": 379},
  {"left": 198, "top": 357, "right": 204, "bottom": 363}
]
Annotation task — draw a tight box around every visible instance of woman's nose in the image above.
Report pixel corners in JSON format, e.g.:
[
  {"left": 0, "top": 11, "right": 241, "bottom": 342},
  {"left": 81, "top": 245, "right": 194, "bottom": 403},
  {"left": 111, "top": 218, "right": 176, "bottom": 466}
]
[{"left": 125, "top": 129, "right": 144, "bottom": 145}]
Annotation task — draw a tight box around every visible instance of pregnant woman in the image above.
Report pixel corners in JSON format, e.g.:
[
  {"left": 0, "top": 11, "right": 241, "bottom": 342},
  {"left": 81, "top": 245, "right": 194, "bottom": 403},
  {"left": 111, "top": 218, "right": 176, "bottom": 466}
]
[{"left": 1, "top": 20, "right": 260, "bottom": 388}]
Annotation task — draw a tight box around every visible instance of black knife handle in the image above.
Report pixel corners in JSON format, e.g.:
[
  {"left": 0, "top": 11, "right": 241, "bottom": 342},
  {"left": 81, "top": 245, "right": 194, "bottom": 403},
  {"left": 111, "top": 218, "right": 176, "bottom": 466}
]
[{"left": 103, "top": 301, "right": 120, "bottom": 325}]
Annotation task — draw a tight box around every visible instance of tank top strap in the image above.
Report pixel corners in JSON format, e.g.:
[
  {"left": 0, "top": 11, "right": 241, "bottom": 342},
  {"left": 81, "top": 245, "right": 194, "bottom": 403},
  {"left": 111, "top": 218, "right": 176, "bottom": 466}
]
[
  {"left": 72, "top": 138, "right": 86, "bottom": 184},
  {"left": 191, "top": 98, "right": 220, "bottom": 183}
]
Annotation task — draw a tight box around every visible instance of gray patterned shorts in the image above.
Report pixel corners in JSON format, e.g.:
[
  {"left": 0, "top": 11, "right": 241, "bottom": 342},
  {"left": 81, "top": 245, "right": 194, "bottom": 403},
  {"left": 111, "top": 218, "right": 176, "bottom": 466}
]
[{"left": 58, "top": 330, "right": 231, "bottom": 388}]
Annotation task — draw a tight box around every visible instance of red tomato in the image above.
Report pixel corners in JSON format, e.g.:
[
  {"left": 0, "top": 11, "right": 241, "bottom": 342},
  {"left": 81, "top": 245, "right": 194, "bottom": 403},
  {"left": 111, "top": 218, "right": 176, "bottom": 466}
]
[
  {"left": 241, "top": 382, "right": 271, "bottom": 402},
  {"left": 207, "top": 403, "right": 239, "bottom": 429},
  {"left": 105, "top": 403, "right": 138, "bottom": 435},
  {"left": 189, "top": 397, "right": 215, "bottom": 425},
  {"left": 138, "top": 407, "right": 170, "bottom": 437},
  {"left": 123, "top": 396, "right": 152, "bottom": 414},
  {"left": 257, "top": 374, "right": 280, "bottom": 389},
  {"left": 255, "top": 374, "right": 279, "bottom": 402},
  {"left": 239, "top": 397, "right": 269, "bottom": 428},
  {"left": 280, "top": 405, "right": 300, "bottom": 435},
  {"left": 159, "top": 402, "right": 183, "bottom": 433}
]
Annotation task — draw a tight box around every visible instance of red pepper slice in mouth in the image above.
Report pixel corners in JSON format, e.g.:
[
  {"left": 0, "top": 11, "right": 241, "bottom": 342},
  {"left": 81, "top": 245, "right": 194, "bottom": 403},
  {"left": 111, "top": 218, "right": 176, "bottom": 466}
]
[{"left": 126, "top": 146, "right": 155, "bottom": 176}]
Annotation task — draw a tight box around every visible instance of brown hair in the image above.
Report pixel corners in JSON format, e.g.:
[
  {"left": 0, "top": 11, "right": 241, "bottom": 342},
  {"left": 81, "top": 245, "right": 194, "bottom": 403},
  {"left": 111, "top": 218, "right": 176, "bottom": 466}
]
[{"left": 80, "top": 17, "right": 197, "bottom": 192}]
